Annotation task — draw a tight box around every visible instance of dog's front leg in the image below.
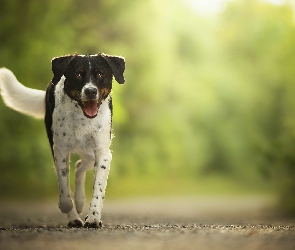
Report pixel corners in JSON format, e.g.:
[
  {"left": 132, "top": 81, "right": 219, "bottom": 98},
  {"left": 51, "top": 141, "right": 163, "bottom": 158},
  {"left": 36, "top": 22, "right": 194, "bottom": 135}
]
[
  {"left": 53, "top": 149, "right": 73, "bottom": 214},
  {"left": 84, "top": 149, "right": 112, "bottom": 228}
]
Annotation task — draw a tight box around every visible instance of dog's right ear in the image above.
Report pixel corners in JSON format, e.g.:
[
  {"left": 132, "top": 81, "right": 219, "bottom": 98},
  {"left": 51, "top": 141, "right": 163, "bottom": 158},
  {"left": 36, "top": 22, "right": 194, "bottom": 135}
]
[{"left": 51, "top": 55, "right": 74, "bottom": 84}]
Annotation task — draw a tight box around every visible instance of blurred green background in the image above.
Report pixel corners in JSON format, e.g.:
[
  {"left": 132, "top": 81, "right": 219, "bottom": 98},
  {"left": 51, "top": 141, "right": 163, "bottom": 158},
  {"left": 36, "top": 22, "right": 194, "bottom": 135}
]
[{"left": 1, "top": 0, "right": 295, "bottom": 214}]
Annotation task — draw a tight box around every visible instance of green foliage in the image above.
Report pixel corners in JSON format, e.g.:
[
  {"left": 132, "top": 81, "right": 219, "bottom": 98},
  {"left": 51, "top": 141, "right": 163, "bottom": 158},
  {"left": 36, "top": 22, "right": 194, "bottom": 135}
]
[{"left": 0, "top": 0, "right": 295, "bottom": 213}]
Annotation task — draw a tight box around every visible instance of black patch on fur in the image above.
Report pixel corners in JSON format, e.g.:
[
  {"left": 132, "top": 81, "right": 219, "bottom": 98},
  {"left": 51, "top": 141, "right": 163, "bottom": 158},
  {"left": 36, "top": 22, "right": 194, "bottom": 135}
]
[
  {"left": 45, "top": 82, "right": 56, "bottom": 156},
  {"left": 108, "top": 97, "right": 113, "bottom": 137}
]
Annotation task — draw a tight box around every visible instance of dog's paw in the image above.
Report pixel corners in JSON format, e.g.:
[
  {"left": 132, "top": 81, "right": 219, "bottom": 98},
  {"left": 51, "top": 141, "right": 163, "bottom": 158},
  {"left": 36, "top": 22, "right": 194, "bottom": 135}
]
[
  {"left": 67, "top": 219, "right": 84, "bottom": 228},
  {"left": 84, "top": 221, "right": 102, "bottom": 228},
  {"left": 84, "top": 215, "right": 102, "bottom": 228}
]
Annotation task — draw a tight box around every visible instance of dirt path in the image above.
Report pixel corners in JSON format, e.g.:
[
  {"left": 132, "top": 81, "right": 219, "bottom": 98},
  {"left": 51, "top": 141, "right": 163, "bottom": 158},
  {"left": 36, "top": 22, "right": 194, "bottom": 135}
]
[{"left": 0, "top": 196, "right": 294, "bottom": 250}]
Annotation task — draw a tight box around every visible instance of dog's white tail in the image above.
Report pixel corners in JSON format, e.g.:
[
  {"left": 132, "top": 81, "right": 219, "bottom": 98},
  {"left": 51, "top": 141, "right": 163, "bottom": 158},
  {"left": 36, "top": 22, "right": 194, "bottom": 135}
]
[{"left": 0, "top": 68, "right": 46, "bottom": 119}]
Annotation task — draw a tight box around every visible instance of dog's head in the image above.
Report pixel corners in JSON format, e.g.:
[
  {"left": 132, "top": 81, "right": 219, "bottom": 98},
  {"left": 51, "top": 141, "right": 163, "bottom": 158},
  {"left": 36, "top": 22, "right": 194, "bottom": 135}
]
[{"left": 51, "top": 53, "right": 125, "bottom": 118}]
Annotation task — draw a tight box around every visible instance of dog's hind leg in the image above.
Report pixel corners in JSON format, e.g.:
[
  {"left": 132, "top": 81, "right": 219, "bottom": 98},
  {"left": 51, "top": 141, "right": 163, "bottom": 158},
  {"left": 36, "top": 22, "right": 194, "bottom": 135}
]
[{"left": 74, "top": 153, "right": 95, "bottom": 214}]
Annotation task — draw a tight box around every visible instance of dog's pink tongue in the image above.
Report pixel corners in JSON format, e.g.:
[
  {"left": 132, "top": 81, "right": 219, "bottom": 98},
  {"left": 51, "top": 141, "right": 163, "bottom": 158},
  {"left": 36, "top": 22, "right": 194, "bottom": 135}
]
[{"left": 83, "top": 100, "right": 98, "bottom": 117}]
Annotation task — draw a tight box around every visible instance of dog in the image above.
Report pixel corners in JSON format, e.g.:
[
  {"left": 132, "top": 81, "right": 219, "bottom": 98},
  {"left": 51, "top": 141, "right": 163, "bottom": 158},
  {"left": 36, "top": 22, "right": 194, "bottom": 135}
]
[{"left": 0, "top": 53, "right": 125, "bottom": 228}]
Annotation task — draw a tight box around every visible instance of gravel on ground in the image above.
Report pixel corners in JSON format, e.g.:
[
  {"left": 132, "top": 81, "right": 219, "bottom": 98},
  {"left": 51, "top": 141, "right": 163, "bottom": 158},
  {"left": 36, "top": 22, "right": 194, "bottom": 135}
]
[{"left": 0, "top": 196, "right": 294, "bottom": 250}]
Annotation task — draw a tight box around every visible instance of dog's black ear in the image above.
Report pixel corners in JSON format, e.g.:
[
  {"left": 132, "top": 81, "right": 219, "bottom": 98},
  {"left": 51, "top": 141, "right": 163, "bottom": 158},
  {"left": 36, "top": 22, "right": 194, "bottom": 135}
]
[
  {"left": 101, "top": 54, "right": 125, "bottom": 84},
  {"left": 51, "top": 55, "right": 74, "bottom": 84}
]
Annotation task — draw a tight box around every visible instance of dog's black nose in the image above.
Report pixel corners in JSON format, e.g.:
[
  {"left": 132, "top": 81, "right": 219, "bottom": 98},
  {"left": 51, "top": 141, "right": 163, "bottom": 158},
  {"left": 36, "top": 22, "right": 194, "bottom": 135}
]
[{"left": 84, "top": 87, "right": 98, "bottom": 99}]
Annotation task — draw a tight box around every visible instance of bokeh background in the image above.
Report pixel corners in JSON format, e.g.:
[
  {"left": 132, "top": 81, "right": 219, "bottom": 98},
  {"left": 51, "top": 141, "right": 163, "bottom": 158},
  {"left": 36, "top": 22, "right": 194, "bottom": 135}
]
[{"left": 0, "top": 0, "right": 295, "bottom": 215}]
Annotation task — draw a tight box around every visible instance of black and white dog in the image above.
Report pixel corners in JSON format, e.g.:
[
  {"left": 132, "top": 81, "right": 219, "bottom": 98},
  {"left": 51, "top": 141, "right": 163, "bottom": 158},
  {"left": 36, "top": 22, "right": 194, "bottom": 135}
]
[{"left": 0, "top": 53, "right": 125, "bottom": 228}]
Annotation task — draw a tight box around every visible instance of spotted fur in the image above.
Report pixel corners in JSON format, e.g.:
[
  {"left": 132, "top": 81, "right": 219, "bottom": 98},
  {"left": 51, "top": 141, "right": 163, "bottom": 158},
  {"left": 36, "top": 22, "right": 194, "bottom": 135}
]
[{"left": 0, "top": 53, "right": 125, "bottom": 228}]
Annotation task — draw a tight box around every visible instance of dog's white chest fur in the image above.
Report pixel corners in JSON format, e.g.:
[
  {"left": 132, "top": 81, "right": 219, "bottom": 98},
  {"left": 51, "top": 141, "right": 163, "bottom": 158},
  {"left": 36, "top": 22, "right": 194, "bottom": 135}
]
[{"left": 52, "top": 77, "right": 111, "bottom": 155}]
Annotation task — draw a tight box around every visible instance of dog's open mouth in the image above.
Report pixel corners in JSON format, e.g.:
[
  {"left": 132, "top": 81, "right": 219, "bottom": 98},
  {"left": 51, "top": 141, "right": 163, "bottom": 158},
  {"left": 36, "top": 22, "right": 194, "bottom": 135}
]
[{"left": 82, "top": 99, "right": 102, "bottom": 118}]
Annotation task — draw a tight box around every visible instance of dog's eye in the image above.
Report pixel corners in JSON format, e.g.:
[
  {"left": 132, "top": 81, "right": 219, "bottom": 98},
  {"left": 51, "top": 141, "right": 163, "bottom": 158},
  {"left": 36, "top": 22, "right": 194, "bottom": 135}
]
[
  {"left": 75, "top": 72, "right": 82, "bottom": 79},
  {"left": 97, "top": 73, "right": 104, "bottom": 79}
]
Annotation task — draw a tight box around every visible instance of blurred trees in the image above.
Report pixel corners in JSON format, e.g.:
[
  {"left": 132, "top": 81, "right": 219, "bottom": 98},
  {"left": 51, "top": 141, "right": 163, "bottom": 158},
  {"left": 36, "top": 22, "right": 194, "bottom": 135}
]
[
  {"left": 0, "top": 0, "right": 295, "bottom": 213},
  {"left": 217, "top": 0, "right": 295, "bottom": 213}
]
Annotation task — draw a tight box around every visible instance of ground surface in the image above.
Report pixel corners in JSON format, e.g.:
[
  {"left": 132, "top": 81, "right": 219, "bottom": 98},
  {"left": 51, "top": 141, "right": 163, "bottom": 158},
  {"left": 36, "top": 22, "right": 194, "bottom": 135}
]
[{"left": 0, "top": 196, "right": 294, "bottom": 250}]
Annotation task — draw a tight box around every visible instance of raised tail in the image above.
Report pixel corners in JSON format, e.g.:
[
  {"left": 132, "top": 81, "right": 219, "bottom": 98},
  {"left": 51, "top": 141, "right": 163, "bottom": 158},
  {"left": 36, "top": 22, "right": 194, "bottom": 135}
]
[{"left": 0, "top": 68, "right": 46, "bottom": 119}]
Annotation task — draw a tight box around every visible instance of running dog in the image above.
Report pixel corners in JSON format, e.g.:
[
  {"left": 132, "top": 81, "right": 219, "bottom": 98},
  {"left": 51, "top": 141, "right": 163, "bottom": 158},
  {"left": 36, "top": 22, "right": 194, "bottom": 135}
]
[{"left": 0, "top": 53, "right": 125, "bottom": 228}]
